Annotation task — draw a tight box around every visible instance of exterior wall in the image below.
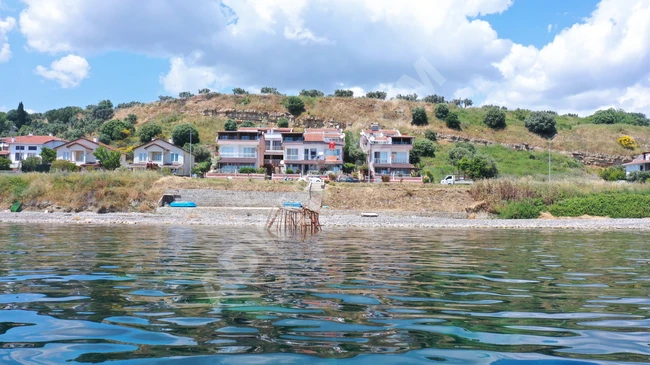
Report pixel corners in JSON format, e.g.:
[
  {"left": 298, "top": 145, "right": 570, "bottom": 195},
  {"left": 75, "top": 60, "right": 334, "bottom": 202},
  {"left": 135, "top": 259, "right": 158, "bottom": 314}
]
[
  {"left": 216, "top": 138, "right": 263, "bottom": 172},
  {"left": 282, "top": 142, "right": 344, "bottom": 174},
  {"left": 625, "top": 163, "right": 650, "bottom": 175},
  {"left": 10, "top": 140, "right": 66, "bottom": 167},
  {"left": 132, "top": 142, "right": 191, "bottom": 175}
]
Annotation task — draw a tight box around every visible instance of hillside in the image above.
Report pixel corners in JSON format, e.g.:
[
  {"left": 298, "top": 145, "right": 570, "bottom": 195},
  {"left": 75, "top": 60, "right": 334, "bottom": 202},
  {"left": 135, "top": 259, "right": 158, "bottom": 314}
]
[{"left": 113, "top": 94, "right": 650, "bottom": 159}]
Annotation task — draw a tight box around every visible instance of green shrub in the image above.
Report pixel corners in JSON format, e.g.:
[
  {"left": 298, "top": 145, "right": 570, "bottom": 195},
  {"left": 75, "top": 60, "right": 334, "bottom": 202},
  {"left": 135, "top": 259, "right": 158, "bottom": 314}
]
[
  {"left": 410, "top": 139, "right": 435, "bottom": 164},
  {"left": 411, "top": 107, "right": 428, "bottom": 126},
  {"left": 424, "top": 130, "right": 437, "bottom": 141},
  {"left": 498, "top": 199, "right": 544, "bottom": 219},
  {"left": 599, "top": 166, "right": 626, "bottom": 181},
  {"left": 277, "top": 117, "right": 289, "bottom": 128},
  {"left": 366, "top": 91, "right": 387, "bottom": 100},
  {"left": 299, "top": 89, "right": 324, "bottom": 98},
  {"left": 628, "top": 171, "right": 650, "bottom": 183},
  {"left": 93, "top": 147, "right": 122, "bottom": 170},
  {"left": 238, "top": 167, "right": 257, "bottom": 174},
  {"left": 435, "top": 103, "right": 449, "bottom": 120},
  {"left": 0, "top": 157, "right": 11, "bottom": 170},
  {"left": 457, "top": 153, "right": 498, "bottom": 179},
  {"left": 342, "top": 163, "right": 356, "bottom": 173},
  {"left": 240, "top": 120, "right": 256, "bottom": 128},
  {"left": 138, "top": 123, "right": 163, "bottom": 143},
  {"left": 286, "top": 168, "right": 295, "bottom": 174},
  {"left": 283, "top": 96, "right": 306, "bottom": 116},
  {"left": 525, "top": 112, "right": 557, "bottom": 137},
  {"left": 161, "top": 167, "right": 172, "bottom": 176},
  {"left": 51, "top": 160, "right": 79, "bottom": 172},
  {"left": 232, "top": 88, "right": 248, "bottom": 95},
  {"left": 484, "top": 107, "right": 506, "bottom": 129},
  {"left": 334, "top": 89, "right": 354, "bottom": 97},
  {"left": 445, "top": 112, "right": 461, "bottom": 130},
  {"left": 513, "top": 108, "right": 530, "bottom": 121},
  {"left": 256, "top": 167, "right": 267, "bottom": 174},
  {"left": 40, "top": 147, "right": 56, "bottom": 164},
  {"left": 172, "top": 124, "right": 200, "bottom": 146},
  {"left": 422, "top": 170, "right": 435, "bottom": 184},
  {"left": 448, "top": 146, "right": 474, "bottom": 166},
  {"left": 224, "top": 119, "right": 237, "bottom": 131},
  {"left": 21, "top": 157, "right": 49, "bottom": 173},
  {"left": 548, "top": 192, "right": 650, "bottom": 218}
]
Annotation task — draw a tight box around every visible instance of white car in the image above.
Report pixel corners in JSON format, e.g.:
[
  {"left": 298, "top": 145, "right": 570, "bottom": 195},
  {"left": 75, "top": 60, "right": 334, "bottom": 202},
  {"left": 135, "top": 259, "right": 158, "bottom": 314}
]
[{"left": 297, "top": 176, "right": 323, "bottom": 183}]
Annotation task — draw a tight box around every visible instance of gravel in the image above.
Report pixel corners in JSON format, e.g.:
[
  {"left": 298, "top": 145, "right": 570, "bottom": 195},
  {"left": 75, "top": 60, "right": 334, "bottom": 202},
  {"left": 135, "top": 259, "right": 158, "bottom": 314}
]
[{"left": 1, "top": 208, "right": 649, "bottom": 231}]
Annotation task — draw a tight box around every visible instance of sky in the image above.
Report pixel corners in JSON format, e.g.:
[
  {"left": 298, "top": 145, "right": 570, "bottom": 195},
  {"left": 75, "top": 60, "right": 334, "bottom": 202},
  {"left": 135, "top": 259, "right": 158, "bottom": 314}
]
[{"left": 0, "top": 0, "right": 649, "bottom": 117}]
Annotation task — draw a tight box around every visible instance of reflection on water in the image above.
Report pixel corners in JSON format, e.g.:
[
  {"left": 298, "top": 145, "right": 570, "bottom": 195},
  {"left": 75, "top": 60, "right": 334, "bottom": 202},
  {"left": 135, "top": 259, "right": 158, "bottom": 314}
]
[{"left": 0, "top": 224, "right": 649, "bottom": 364}]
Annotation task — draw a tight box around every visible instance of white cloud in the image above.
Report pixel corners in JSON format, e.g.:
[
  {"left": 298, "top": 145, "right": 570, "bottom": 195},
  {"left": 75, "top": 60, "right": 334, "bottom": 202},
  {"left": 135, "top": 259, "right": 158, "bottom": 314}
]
[
  {"left": 34, "top": 55, "right": 90, "bottom": 88},
  {"left": 547, "top": 24, "right": 552, "bottom": 33},
  {"left": 0, "top": 12, "right": 16, "bottom": 62},
  {"left": 160, "top": 55, "right": 233, "bottom": 95}
]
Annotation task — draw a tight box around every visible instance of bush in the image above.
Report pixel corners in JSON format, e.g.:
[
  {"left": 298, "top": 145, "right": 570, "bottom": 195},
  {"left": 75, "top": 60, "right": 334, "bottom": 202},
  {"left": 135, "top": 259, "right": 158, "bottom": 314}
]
[
  {"left": 457, "top": 153, "right": 498, "bottom": 179},
  {"left": 285, "top": 168, "right": 294, "bottom": 174},
  {"left": 599, "top": 166, "right": 626, "bottom": 181},
  {"left": 448, "top": 146, "right": 474, "bottom": 166},
  {"left": 410, "top": 139, "right": 435, "bottom": 164},
  {"left": 445, "top": 112, "right": 460, "bottom": 130},
  {"left": 411, "top": 107, "right": 428, "bottom": 126},
  {"left": 260, "top": 87, "right": 280, "bottom": 95},
  {"left": 195, "top": 161, "right": 211, "bottom": 175},
  {"left": 283, "top": 96, "right": 305, "bottom": 116},
  {"left": 198, "top": 88, "right": 210, "bottom": 94},
  {"left": 277, "top": 117, "right": 289, "bottom": 128},
  {"left": 435, "top": 103, "right": 449, "bottom": 120},
  {"left": 299, "top": 89, "right": 324, "bottom": 98},
  {"left": 548, "top": 192, "right": 650, "bottom": 218},
  {"left": 238, "top": 167, "right": 257, "bottom": 174},
  {"left": 100, "top": 119, "right": 134, "bottom": 142},
  {"left": 591, "top": 108, "right": 649, "bottom": 126},
  {"left": 498, "top": 199, "right": 544, "bottom": 219},
  {"left": 366, "top": 91, "right": 387, "bottom": 100},
  {"left": 185, "top": 144, "right": 212, "bottom": 163},
  {"left": 628, "top": 171, "right": 650, "bottom": 183},
  {"left": 224, "top": 119, "right": 237, "bottom": 131},
  {"left": 422, "top": 170, "right": 435, "bottom": 184},
  {"left": 395, "top": 93, "right": 417, "bottom": 101},
  {"left": 232, "top": 88, "right": 248, "bottom": 95},
  {"left": 179, "top": 91, "right": 194, "bottom": 99},
  {"left": 51, "top": 160, "right": 78, "bottom": 172},
  {"left": 423, "top": 95, "right": 445, "bottom": 104},
  {"left": 513, "top": 108, "right": 530, "bottom": 121},
  {"left": 0, "top": 157, "right": 10, "bottom": 170},
  {"left": 240, "top": 120, "right": 256, "bottom": 128},
  {"left": 93, "top": 147, "right": 122, "bottom": 170},
  {"left": 161, "top": 167, "right": 172, "bottom": 176},
  {"left": 484, "top": 107, "right": 507, "bottom": 129},
  {"left": 381, "top": 175, "right": 391, "bottom": 182},
  {"left": 40, "top": 147, "right": 56, "bottom": 164},
  {"left": 424, "top": 130, "right": 437, "bottom": 141},
  {"left": 617, "top": 135, "right": 637, "bottom": 149},
  {"left": 138, "top": 123, "right": 163, "bottom": 144},
  {"left": 172, "top": 124, "right": 200, "bottom": 146},
  {"left": 334, "top": 89, "right": 354, "bottom": 97},
  {"left": 21, "top": 157, "right": 49, "bottom": 173},
  {"left": 257, "top": 167, "right": 267, "bottom": 174},
  {"left": 525, "top": 112, "right": 557, "bottom": 137}
]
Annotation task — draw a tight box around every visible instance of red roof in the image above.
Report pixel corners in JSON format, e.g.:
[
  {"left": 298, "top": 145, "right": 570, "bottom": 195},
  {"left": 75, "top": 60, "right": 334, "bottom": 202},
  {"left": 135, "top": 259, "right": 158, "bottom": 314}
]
[
  {"left": 304, "top": 133, "right": 343, "bottom": 142},
  {"left": 7, "top": 135, "right": 66, "bottom": 144},
  {"left": 305, "top": 128, "right": 341, "bottom": 133},
  {"left": 56, "top": 138, "right": 121, "bottom": 152}
]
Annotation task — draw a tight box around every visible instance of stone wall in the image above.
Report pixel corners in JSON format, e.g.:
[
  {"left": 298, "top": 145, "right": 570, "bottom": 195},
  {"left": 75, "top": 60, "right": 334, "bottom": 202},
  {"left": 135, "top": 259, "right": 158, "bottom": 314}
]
[
  {"left": 201, "top": 109, "right": 351, "bottom": 129},
  {"left": 167, "top": 189, "right": 308, "bottom": 208}
]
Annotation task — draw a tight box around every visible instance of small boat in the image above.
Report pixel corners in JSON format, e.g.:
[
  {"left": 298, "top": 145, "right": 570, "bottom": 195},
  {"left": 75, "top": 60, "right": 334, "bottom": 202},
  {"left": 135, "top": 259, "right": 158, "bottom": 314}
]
[
  {"left": 169, "top": 201, "right": 197, "bottom": 208},
  {"left": 282, "top": 201, "right": 303, "bottom": 208}
]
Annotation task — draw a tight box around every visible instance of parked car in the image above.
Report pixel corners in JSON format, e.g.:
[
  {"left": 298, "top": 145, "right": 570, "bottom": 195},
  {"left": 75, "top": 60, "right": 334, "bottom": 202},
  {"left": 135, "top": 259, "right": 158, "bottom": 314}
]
[
  {"left": 337, "top": 176, "right": 360, "bottom": 183},
  {"left": 298, "top": 176, "right": 324, "bottom": 184},
  {"left": 440, "top": 175, "right": 473, "bottom": 185}
]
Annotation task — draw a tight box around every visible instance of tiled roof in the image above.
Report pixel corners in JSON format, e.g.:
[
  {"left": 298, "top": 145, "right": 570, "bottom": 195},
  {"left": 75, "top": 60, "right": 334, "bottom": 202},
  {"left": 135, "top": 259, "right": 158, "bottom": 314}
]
[
  {"left": 6, "top": 135, "right": 66, "bottom": 144},
  {"left": 57, "top": 138, "right": 121, "bottom": 152},
  {"left": 305, "top": 128, "right": 341, "bottom": 133}
]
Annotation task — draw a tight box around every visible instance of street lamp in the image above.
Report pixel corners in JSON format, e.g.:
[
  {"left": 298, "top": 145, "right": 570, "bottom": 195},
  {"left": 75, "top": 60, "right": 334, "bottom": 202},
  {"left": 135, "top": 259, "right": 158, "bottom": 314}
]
[{"left": 548, "top": 134, "right": 558, "bottom": 183}]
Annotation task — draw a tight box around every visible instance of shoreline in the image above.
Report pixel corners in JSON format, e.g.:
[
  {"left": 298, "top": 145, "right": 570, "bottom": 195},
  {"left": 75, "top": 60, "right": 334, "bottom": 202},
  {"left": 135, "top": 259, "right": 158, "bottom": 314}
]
[{"left": 1, "top": 208, "right": 649, "bottom": 230}]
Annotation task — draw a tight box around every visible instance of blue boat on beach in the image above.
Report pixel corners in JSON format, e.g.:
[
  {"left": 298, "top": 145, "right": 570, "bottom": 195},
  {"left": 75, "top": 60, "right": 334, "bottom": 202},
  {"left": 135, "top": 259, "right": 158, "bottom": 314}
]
[{"left": 169, "top": 201, "right": 197, "bottom": 208}]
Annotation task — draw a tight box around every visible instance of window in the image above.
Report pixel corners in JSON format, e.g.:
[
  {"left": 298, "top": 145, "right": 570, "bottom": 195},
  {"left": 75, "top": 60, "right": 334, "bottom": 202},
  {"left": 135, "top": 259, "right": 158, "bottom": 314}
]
[
  {"left": 63, "top": 152, "right": 70, "bottom": 161},
  {"left": 393, "top": 152, "right": 408, "bottom": 164},
  {"left": 220, "top": 147, "right": 235, "bottom": 157},
  {"left": 15, "top": 146, "right": 25, "bottom": 151},
  {"left": 14, "top": 153, "right": 22, "bottom": 161},
  {"left": 28, "top": 146, "right": 37, "bottom": 151},
  {"left": 304, "top": 148, "right": 317, "bottom": 160},
  {"left": 243, "top": 147, "right": 256, "bottom": 158},
  {"left": 139, "top": 153, "right": 147, "bottom": 162},
  {"left": 170, "top": 153, "right": 179, "bottom": 162},
  {"left": 286, "top": 148, "right": 299, "bottom": 160},
  {"left": 374, "top": 151, "right": 389, "bottom": 164},
  {"left": 152, "top": 152, "right": 162, "bottom": 161},
  {"left": 27, "top": 153, "right": 36, "bottom": 158}
]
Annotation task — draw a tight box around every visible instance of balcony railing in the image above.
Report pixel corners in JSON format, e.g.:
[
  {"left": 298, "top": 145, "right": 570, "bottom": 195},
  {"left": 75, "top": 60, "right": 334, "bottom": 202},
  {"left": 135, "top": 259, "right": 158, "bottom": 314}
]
[
  {"left": 220, "top": 153, "right": 257, "bottom": 158},
  {"left": 392, "top": 158, "right": 409, "bottom": 164},
  {"left": 285, "top": 155, "right": 300, "bottom": 160},
  {"left": 373, "top": 158, "right": 409, "bottom": 164},
  {"left": 373, "top": 158, "right": 389, "bottom": 164}
]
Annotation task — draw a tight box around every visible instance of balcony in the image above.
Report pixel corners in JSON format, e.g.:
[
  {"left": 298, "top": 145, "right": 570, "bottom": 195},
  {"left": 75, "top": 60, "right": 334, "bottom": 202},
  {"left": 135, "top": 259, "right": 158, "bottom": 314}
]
[
  {"left": 220, "top": 153, "right": 257, "bottom": 158},
  {"left": 373, "top": 158, "right": 390, "bottom": 164},
  {"left": 285, "top": 155, "right": 300, "bottom": 161}
]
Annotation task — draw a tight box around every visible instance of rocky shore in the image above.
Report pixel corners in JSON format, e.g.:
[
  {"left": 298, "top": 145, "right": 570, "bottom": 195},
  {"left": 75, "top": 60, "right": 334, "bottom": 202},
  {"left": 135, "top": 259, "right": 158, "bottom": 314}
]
[{"left": 1, "top": 207, "right": 649, "bottom": 230}]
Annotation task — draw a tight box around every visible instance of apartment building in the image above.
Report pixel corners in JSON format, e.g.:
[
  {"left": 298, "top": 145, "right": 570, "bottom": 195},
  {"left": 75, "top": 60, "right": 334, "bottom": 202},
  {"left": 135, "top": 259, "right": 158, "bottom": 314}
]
[
  {"left": 282, "top": 128, "right": 344, "bottom": 174},
  {"left": 215, "top": 129, "right": 265, "bottom": 172},
  {"left": 360, "top": 123, "right": 415, "bottom": 177}
]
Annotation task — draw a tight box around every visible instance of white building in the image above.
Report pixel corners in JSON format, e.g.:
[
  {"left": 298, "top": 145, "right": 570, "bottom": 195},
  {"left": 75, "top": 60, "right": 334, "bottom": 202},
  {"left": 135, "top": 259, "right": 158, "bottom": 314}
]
[
  {"left": 55, "top": 137, "right": 127, "bottom": 167},
  {"left": 129, "top": 138, "right": 193, "bottom": 176},
  {"left": 6, "top": 135, "right": 67, "bottom": 168},
  {"left": 281, "top": 128, "right": 345, "bottom": 174},
  {"left": 360, "top": 124, "right": 415, "bottom": 178},
  {"left": 623, "top": 152, "right": 650, "bottom": 175}
]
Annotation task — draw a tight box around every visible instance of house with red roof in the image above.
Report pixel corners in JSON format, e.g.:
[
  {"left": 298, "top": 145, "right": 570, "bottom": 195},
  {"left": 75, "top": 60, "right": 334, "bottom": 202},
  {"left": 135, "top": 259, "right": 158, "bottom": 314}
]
[
  {"left": 281, "top": 128, "right": 345, "bottom": 174},
  {"left": 623, "top": 152, "right": 650, "bottom": 176},
  {"left": 55, "top": 137, "right": 126, "bottom": 168},
  {"left": 5, "top": 135, "right": 67, "bottom": 168},
  {"left": 360, "top": 123, "right": 415, "bottom": 178}
]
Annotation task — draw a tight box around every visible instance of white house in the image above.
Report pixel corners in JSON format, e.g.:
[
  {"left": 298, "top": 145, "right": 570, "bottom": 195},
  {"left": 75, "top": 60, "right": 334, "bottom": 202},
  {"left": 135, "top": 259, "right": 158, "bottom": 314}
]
[
  {"left": 281, "top": 128, "right": 345, "bottom": 174},
  {"left": 55, "top": 137, "right": 127, "bottom": 167},
  {"left": 6, "top": 135, "right": 67, "bottom": 168},
  {"left": 129, "top": 138, "right": 193, "bottom": 176},
  {"left": 360, "top": 124, "right": 415, "bottom": 178},
  {"left": 623, "top": 152, "right": 650, "bottom": 176}
]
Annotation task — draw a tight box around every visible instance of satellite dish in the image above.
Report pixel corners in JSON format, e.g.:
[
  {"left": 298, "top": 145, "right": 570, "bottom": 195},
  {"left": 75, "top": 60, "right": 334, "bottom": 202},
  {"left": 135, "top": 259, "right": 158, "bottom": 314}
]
[
  {"left": 369, "top": 136, "right": 375, "bottom": 142},
  {"left": 280, "top": 160, "right": 285, "bottom": 165},
  {"left": 318, "top": 152, "right": 324, "bottom": 156}
]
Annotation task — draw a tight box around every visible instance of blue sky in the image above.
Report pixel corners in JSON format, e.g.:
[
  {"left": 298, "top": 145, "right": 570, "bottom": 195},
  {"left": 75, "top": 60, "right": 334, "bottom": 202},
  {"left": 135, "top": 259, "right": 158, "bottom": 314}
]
[{"left": 0, "top": 0, "right": 649, "bottom": 116}]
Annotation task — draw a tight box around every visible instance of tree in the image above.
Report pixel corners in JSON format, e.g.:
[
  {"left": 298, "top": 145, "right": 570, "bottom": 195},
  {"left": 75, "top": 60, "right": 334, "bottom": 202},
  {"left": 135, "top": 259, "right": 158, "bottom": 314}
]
[
  {"left": 179, "top": 91, "right": 194, "bottom": 99},
  {"left": 138, "top": 123, "right": 163, "bottom": 143},
  {"left": 159, "top": 95, "right": 174, "bottom": 102},
  {"left": 184, "top": 143, "right": 212, "bottom": 163},
  {"left": 21, "top": 156, "right": 45, "bottom": 172},
  {"left": 125, "top": 114, "right": 138, "bottom": 125},
  {"left": 283, "top": 96, "right": 306, "bottom": 116},
  {"left": 590, "top": 108, "right": 649, "bottom": 126},
  {"left": 513, "top": 108, "right": 529, "bottom": 121},
  {"left": 424, "top": 130, "right": 437, "bottom": 141},
  {"left": 448, "top": 146, "right": 474, "bottom": 166},
  {"left": 411, "top": 107, "right": 428, "bottom": 126},
  {"left": 451, "top": 98, "right": 463, "bottom": 107},
  {"left": 172, "top": 124, "right": 200, "bottom": 147},
  {"left": 40, "top": 147, "right": 56, "bottom": 164},
  {"left": 366, "top": 91, "right": 387, "bottom": 100},
  {"left": 343, "top": 131, "right": 366, "bottom": 164},
  {"left": 0, "top": 112, "right": 10, "bottom": 136},
  {"left": 9, "top": 102, "right": 31, "bottom": 130},
  {"left": 224, "top": 119, "right": 237, "bottom": 131},
  {"left": 91, "top": 100, "right": 114, "bottom": 121},
  {"left": 100, "top": 119, "right": 133, "bottom": 141},
  {"left": 423, "top": 94, "right": 445, "bottom": 104},
  {"left": 299, "top": 89, "right": 324, "bottom": 98},
  {"left": 445, "top": 112, "right": 461, "bottom": 130},
  {"left": 0, "top": 157, "right": 10, "bottom": 170},
  {"left": 410, "top": 139, "right": 435, "bottom": 164},
  {"left": 463, "top": 98, "right": 473, "bottom": 108},
  {"left": 525, "top": 112, "right": 557, "bottom": 137},
  {"left": 240, "top": 120, "right": 256, "bottom": 128},
  {"left": 334, "top": 89, "right": 354, "bottom": 97},
  {"left": 277, "top": 117, "right": 289, "bottom": 128},
  {"left": 483, "top": 107, "right": 507, "bottom": 129},
  {"left": 261, "top": 87, "right": 280, "bottom": 95},
  {"left": 198, "top": 88, "right": 211, "bottom": 94},
  {"left": 395, "top": 93, "right": 418, "bottom": 101},
  {"left": 232, "top": 88, "right": 248, "bottom": 95},
  {"left": 435, "top": 103, "right": 449, "bottom": 120},
  {"left": 599, "top": 166, "right": 626, "bottom": 182},
  {"left": 93, "top": 147, "right": 122, "bottom": 170},
  {"left": 457, "top": 153, "right": 498, "bottom": 179}
]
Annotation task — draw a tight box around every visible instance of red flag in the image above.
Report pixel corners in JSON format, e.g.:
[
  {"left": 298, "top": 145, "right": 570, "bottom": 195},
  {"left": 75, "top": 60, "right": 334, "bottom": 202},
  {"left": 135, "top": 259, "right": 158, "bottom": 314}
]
[{"left": 329, "top": 141, "right": 335, "bottom": 150}]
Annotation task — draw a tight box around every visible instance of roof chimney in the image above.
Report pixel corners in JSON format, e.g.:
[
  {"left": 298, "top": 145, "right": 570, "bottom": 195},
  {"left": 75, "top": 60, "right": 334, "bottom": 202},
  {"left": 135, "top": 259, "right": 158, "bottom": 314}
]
[
  {"left": 152, "top": 137, "right": 155, "bottom": 141},
  {"left": 11, "top": 137, "right": 15, "bottom": 143},
  {"left": 93, "top": 137, "right": 98, "bottom": 143},
  {"left": 370, "top": 123, "right": 379, "bottom": 131},
  {"left": 28, "top": 133, "right": 34, "bottom": 136},
  {"left": 48, "top": 133, "right": 53, "bottom": 137},
  {"left": 168, "top": 138, "right": 174, "bottom": 144}
]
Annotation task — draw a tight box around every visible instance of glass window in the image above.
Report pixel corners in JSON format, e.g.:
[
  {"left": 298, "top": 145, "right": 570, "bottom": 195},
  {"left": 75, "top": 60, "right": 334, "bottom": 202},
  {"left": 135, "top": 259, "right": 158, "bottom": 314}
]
[
  {"left": 152, "top": 152, "right": 162, "bottom": 161},
  {"left": 243, "top": 147, "right": 256, "bottom": 158},
  {"left": 16, "top": 146, "right": 25, "bottom": 151},
  {"left": 28, "top": 146, "right": 37, "bottom": 151},
  {"left": 139, "top": 153, "right": 147, "bottom": 162},
  {"left": 63, "top": 152, "right": 70, "bottom": 160},
  {"left": 15, "top": 153, "right": 22, "bottom": 160},
  {"left": 171, "top": 153, "right": 179, "bottom": 162},
  {"left": 286, "top": 148, "right": 299, "bottom": 160},
  {"left": 220, "top": 147, "right": 234, "bottom": 157}
]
